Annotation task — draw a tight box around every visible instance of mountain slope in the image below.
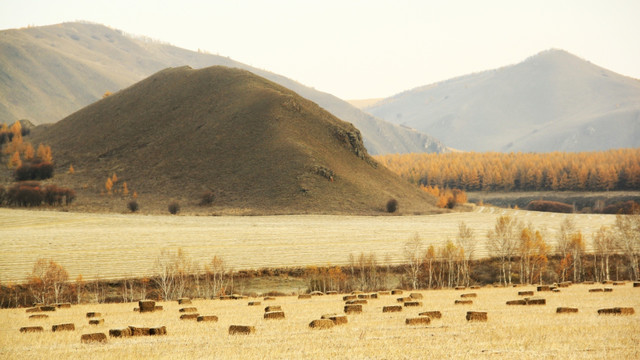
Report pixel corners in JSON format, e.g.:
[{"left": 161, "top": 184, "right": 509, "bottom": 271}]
[
  {"left": 365, "top": 49, "right": 640, "bottom": 152},
  {"left": 0, "top": 22, "right": 445, "bottom": 155},
  {"left": 29, "top": 66, "right": 438, "bottom": 215}
]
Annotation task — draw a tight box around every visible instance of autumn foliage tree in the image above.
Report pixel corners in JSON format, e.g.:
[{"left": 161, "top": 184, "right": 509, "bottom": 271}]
[{"left": 28, "top": 259, "right": 69, "bottom": 304}]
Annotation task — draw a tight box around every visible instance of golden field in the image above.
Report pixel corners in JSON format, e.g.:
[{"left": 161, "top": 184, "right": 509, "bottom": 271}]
[
  {"left": 0, "top": 283, "right": 638, "bottom": 359},
  {"left": 0, "top": 207, "right": 617, "bottom": 282}
]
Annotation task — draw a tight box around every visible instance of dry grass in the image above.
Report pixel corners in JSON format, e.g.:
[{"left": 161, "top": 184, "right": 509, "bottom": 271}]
[
  {"left": 0, "top": 207, "right": 617, "bottom": 282},
  {"left": 0, "top": 284, "right": 638, "bottom": 359}
]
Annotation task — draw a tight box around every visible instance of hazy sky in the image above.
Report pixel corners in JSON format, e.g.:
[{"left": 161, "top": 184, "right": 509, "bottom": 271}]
[{"left": 2, "top": 0, "right": 639, "bottom": 99}]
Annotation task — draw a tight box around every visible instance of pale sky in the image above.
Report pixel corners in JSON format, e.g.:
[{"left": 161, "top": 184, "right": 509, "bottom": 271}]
[{"left": 1, "top": 0, "right": 639, "bottom": 99}]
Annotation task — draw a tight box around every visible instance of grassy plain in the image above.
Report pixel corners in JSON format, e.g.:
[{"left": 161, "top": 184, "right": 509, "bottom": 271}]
[
  {"left": 0, "top": 207, "right": 618, "bottom": 283},
  {"left": 0, "top": 284, "right": 638, "bottom": 359}
]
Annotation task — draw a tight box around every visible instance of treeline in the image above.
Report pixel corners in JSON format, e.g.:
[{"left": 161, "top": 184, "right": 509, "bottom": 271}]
[
  {"left": 375, "top": 149, "right": 640, "bottom": 191},
  {"left": 2, "top": 212, "right": 638, "bottom": 308},
  {"left": 0, "top": 182, "right": 75, "bottom": 207}
]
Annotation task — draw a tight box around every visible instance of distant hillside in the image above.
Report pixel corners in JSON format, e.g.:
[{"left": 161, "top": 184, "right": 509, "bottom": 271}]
[
  {"left": 0, "top": 22, "right": 446, "bottom": 155},
  {"left": 28, "top": 66, "right": 439, "bottom": 215},
  {"left": 365, "top": 49, "right": 640, "bottom": 152}
]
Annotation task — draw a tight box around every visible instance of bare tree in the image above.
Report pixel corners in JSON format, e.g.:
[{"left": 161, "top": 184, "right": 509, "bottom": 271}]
[
  {"left": 27, "top": 259, "right": 68, "bottom": 304},
  {"left": 615, "top": 214, "right": 640, "bottom": 280},
  {"left": 487, "top": 215, "right": 520, "bottom": 286},
  {"left": 593, "top": 226, "right": 616, "bottom": 281},
  {"left": 203, "top": 256, "right": 227, "bottom": 298},
  {"left": 556, "top": 217, "right": 576, "bottom": 282},
  {"left": 404, "top": 233, "right": 423, "bottom": 289},
  {"left": 456, "top": 221, "right": 475, "bottom": 286},
  {"left": 154, "top": 249, "right": 177, "bottom": 301}
]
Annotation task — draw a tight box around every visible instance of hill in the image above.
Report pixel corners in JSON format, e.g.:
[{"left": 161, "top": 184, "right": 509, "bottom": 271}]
[
  {"left": 28, "top": 66, "right": 438, "bottom": 215},
  {"left": 0, "top": 22, "right": 445, "bottom": 155},
  {"left": 365, "top": 49, "right": 640, "bottom": 152}
]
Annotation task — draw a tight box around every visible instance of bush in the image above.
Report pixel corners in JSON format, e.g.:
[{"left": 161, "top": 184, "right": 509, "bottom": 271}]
[
  {"left": 127, "top": 200, "right": 139, "bottom": 213},
  {"left": 386, "top": 198, "right": 398, "bottom": 213},
  {"left": 199, "top": 191, "right": 214, "bottom": 206},
  {"left": 602, "top": 200, "right": 640, "bottom": 215},
  {"left": 0, "top": 185, "right": 5, "bottom": 205},
  {"left": 6, "top": 182, "right": 44, "bottom": 207},
  {"left": 526, "top": 200, "right": 574, "bottom": 213},
  {"left": 168, "top": 202, "right": 180, "bottom": 215},
  {"left": 14, "top": 161, "right": 54, "bottom": 181},
  {"left": 43, "top": 185, "right": 76, "bottom": 206}
]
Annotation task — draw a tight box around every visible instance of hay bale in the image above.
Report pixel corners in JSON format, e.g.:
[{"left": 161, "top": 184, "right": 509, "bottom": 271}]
[
  {"left": 20, "top": 326, "right": 43, "bottom": 333},
  {"left": 229, "top": 325, "right": 255, "bottom": 335},
  {"left": 419, "top": 311, "right": 442, "bottom": 319},
  {"left": 396, "top": 297, "right": 412, "bottom": 303},
  {"left": 346, "top": 299, "right": 367, "bottom": 305},
  {"left": 52, "top": 323, "right": 75, "bottom": 332},
  {"left": 589, "top": 288, "right": 604, "bottom": 293},
  {"left": 603, "top": 280, "right": 614, "bottom": 285},
  {"left": 109, "top": 328, "right": 132, "bottom": 337},
  {"left": 470, "top": 285, "right": 481, "bottom": 289},
  {"left": 264, "top": 311, "right": 285, "bottom": 320},
  {"left": 406, "top": 317, "right": 431, "bottom": 325},
  {"left": 310, "top": 291, "right": 324, "bottom": 296},
  {"left": 40, "top": 306, "right": 56, "bottom": 312},
  {"left": 455, "top": 300, "right": 473, "bottom": 305},
  {"left": 370, "top": 293, "right": 379, "bottom": 299},
  {"left": 265, "top": 306, "right": 282, "bottom": 312},
  {"left": 86, "top": 312, "right": 101, "bottom": 318},
  {"left": 263, "top": 296, "right": 276, "bottom": 301},
  {"left": 344, "top": 304, "right": 363, "bottom": 314},
  {"left": 583, "top": 281, "right": 595, "bottom": 285},
  {"left": 409, "top": 293, "right": 423, "bottom": 300},
  {"left": 466, "top": 311, "right": 487, "bottom": 322},
  {"left": 309, "top": 319, "right": 334, "bottom": 329},
  {"left": 525, "top": 298, "right": 546, "bottom": 305},
  {"left": 149, "top": 326, "right": 167, "bottom": 335},
  {"left": 343, "top": 295, "right": 357, "bottom": 301},
  {"left": 29, "top": 314, "right": 48, "bottom": 319},
  {"left": 25, "top": 307, "right": 41, "bottom": 313},
  {"left": 598, "top": 307, "right": 635, "bottom": 315},
  {"left": 197, "top": 315, "right": 219, "bottom": 322},
  {"left": 604, "top": 288, "right": 613, "bottom": 292},
  {"left": 138, "top": 300, "right": 155, "bottom": 313},
  {"left": 556, "top": 307, "right": 579, "bottom": 313},
  {"left": 321, "top": 314, "right": 348, "bottom": 325},
  {"left": 128, "top": 326, "right": 151, "bottom": 336},
  {"left": 220, "top": 295, "right": 233, "bottom": 300},
  {"left": 558, "top": 282, "right": 572, "bottom": 288},
  {"left": 351, "top": 291, "right": 364, "bottom": 295},
  {"left": 378, "top": 291, "right": 391, "bottom": 295},
  {"left": 81, "top": 333, "right": 107, "bottom": 343},
  {"left": 179, "top": 307, "right": 198, "bottom": 313},
  {"left": 383, "top": 305, "right": 403, "bottom": 313},
  {"left": 89, "top": 319, "right": 104, "bottom": 325},
  {"left": 506, "top": 300, "right": 527, "bottom": 305},
  {"left": 357, "top": 294, "right": 371, "bottom": 299},
  {"left": 56, "top": 303, "right": 71, "bottom": 308},
  {"left": 326, "top": 291, "right": 338, "bottom": 295},
  {"left": 248, "top": 301, "right": 261, "bottom": 306},
  {"left": 633, "top": 282, "right": 640, "bottom": 288},
  {"left": 404, "top": 301, "right": 422, "bottom": 307},
  {"left": 552, "top": 289, "right": 561, "bottom": 293},
  {"left": 154, "top": 306, "right": 163, "bottom": 311},
  {"left": 461, "top": 293, "right": 477, "bottom": 298},
  {"left": 133, "top": 308, "right": 139, "bottom": 312},
  {"left": 537, "top": 285, "right": 551, "bottom": 292},
  {"left": 455, "top": 286, "right": 466, "bottom": 290},
  {"left": 180, "top": 314, "right": 199, "bottom": 320},
  {"left": 178, "top": 298, "right": 192, "bottom": 304},
  {"left": 298, "top": 294, "right": 312, "bottom": 299},
  {"left": 391, "top": 289, "right": 403, "bottom": 295}
]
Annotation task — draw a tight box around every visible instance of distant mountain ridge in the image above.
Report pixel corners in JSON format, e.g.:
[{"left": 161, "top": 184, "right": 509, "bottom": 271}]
[
  {"left": 0, "top": 22, "right": 446, "bottom": 155},
  {"left": 28, "top": 66, "right": 439, "bottom": 215},
  {"left": 365, "top": 49, "right": 640, "bottom": 152}
]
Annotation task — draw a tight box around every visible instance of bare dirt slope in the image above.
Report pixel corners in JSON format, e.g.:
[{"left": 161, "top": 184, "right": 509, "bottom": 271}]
[{"left": 29, "top": 66, "right": 437, "bottom": 215}]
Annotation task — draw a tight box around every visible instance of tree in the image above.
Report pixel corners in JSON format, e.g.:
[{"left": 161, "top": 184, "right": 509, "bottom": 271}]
[
  {"left": 122, "top": 182, "right": 129, "bottom": 196},
  {"left": 168, "top": 202, "right": 180, "bottom": 215},
  {"left": 153, "top": 248, "right": 195, "bottom": 300},
  {"left": 456, "top": 221, "right": 475, "bottom": 286},
  {"left": 423, "top": 245, "right": 436, "bottom": 289},
  {"left": 556, "top": 217, "right": 576, "bottom": 282},
  {"left": 127, "top": 200, "right": 138, "bottom": 212},
  {"left": 404, "top": 233, "right": 423, "bottom": 289},
  {"left": 386, "top": 198, "right": 398, "bottom": 213},
  {"left": 593, "top": 226, "right": 616, "bottom": 281},
  {"left": 27, "top": 259, "right": 68, "bottom": 304},
  {"left": 614, "top": 213, "right": 640, "bottom": 280},
  {"left": 105, "top": 177, "right": 113, "bottom": 194},
  {"left": 68, "top": 165, "right": 75, "bottom": 174},
  {"left": 8, "top": 151, "right": 21, "bottom": 169},
  {"left": 487, "top": 215, "right": 519, "bottom": 285},
  {"left": 36, "top": 144, "right": 52, "bottom": 163}
]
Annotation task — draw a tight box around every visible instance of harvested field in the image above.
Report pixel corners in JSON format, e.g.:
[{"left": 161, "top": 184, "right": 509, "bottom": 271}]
[
  {"left": 0, "top": 208, "right": 617, "bottom": 282},
  {"left": 0, "top": 285, "right": 638, "bottom": 359}
]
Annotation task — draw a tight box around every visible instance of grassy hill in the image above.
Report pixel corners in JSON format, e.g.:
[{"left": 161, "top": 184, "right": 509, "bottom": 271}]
[
  {"left": 28, "top": 66, "right": 438, "bottom": 215},
  {"left": 0, "top": 22, "right": 445, "bottom": 155},
  {"left": 365, "top": 49, "right": 640, "bottom": 152}
]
